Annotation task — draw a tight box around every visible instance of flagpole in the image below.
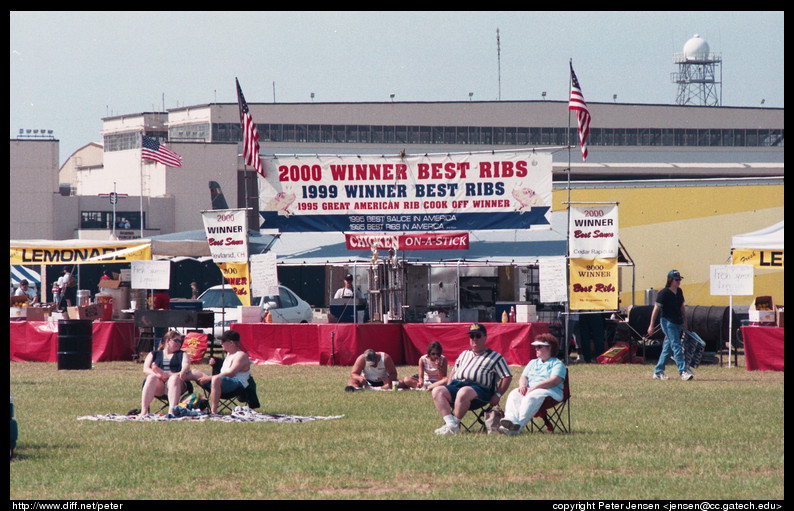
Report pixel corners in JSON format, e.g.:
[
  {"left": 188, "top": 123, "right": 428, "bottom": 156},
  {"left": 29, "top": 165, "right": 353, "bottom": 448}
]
[
  {"left": 140, "top": 134, "right": 144, "bottom": 238},
  {"left": 564, "top": 58, "right": 573, "bottom": 365}
]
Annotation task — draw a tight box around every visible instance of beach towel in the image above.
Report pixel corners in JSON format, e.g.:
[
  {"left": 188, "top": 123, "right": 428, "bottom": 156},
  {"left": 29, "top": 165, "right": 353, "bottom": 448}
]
[{"left": 78, "top": 406, "right": 344, "bottom": 423}]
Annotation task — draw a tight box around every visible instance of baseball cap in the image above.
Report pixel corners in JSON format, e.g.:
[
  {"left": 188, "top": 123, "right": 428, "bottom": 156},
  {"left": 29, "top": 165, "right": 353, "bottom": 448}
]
[
  {"left": 468, "top": 323, "right": 487, "bottom": 336},
  {"left": 668, "top": 270, "right": 684, "bottom": 280},
  {"left": 219, "top": 330, "right": 240, "bottom": 344},
  {"left": 344, "top": 273, "right": 354, "bottom": 282}
]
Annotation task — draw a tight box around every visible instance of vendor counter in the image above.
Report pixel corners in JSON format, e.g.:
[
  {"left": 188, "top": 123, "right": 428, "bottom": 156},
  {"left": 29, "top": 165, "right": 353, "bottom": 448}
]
[
  {"left": 10, "top": 320, "right": 135, "bottom": 363},
  {"left": 741, "top": 326, "right": 784, "bottom": 371},
  {"left": 232, "top": 322, "right": 549, "bottom": 366}
]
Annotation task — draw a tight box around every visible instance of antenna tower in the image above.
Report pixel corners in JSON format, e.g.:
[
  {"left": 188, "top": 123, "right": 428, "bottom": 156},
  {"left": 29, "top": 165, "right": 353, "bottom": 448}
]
[{"left": 671, "top": 34, "right": 722, "bottom": 106}]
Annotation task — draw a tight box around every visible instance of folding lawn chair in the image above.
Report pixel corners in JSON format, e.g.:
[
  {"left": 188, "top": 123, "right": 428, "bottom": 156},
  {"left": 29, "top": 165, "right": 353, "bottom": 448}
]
[
  {"left": 460, "top": 397, "right": 493, "bottom": 433},
  {"left": 458, "top": 378, "right": 499, "bottom": 433},
  {"left": 201, "top": 376, "right": 260, "bottom": 414},
  {"left": 527, "top": 370, "right": 571, "bottom": 433},
  {"left": 152, "top": 380, "right": 195, "bottom": 415}
]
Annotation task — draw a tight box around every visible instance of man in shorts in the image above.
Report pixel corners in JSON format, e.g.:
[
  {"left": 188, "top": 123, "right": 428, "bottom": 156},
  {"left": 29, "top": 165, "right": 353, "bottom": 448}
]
[
  {"left": 431, "top": 323, "right": 512, "bottom": 435},
  {"left": 187, "top": 330, "right": 251, "bottom": 414}
]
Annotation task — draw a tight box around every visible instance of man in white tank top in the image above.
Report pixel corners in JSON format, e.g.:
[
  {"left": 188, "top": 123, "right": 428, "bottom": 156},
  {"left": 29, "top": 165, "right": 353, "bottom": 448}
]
[
  {"left": 187, "top": 330, "right": 251, "bottom": 414},
  {"left": 345, "top": 349, "right": 398, "bottom": 391}
]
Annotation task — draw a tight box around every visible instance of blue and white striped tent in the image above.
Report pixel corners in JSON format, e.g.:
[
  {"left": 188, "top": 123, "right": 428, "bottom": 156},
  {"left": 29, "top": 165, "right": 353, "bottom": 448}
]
[{"left": 10, "top": 265, "right": 40, "bottom": 289}]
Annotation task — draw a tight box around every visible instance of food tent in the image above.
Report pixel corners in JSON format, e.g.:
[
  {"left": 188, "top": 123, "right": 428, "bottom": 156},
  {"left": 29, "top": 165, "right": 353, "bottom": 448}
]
[{"left": 731, "top": 220, "right": 784, "bottom": 265}]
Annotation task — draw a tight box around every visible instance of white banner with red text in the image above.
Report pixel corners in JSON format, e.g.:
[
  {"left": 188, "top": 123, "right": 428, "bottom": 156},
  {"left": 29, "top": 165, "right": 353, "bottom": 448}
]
[
  {"left": 568, "top": 205, "right": 619, "bottom": 259},
  {"left": 345, "top": 232, "right": 469, "bottom": 251},
  {"left": 258, "top": 151, "right": 552, "bottom": 232},
  {"left": 201, "top": 209, "right": 249, "bottom": 263}
]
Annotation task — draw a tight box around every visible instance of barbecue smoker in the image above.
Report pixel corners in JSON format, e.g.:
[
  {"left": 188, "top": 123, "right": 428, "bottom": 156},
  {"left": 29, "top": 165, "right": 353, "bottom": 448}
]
[{"left": 368, "top": 248, "right": 404, "bottom": 322}]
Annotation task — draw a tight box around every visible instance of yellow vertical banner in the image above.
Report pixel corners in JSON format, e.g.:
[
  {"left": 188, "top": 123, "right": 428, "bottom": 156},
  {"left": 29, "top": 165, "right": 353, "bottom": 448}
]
[
  {"left": 217, "top": 261, "right": 251, "bottom": 306},
  {"left": 569, "top": 258, "right": 619, "bottom": 310}
]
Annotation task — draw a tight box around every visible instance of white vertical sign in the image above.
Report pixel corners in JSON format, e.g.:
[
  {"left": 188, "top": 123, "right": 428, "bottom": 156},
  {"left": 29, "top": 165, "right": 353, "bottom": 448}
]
[
  {"left": 250, "top": 253, "right": 279, "bottom": 297},
  {"left": 569, "top": 205, "right": 619, "bottom": 258},
  {"left": 539, "top": 256, "right": 568, "bottom": 303},
  {"left": 201, "top": 209, "right": 249, "bottom": 263}
]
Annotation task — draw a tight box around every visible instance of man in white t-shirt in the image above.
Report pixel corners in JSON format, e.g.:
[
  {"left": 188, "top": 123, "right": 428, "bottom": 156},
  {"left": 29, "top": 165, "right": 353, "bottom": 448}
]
[
  {"left": 14, "top": 280, "right": 38, "bottom": 304},
  {"left": 334, "top": 273, "right": 363, "bottom": 300}
]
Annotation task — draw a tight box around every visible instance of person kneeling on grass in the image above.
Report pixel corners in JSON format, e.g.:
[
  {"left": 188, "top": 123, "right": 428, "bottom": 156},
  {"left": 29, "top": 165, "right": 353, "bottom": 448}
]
[
  {"left": 186, "top": 330, "right": 250, "bottom": 415},
  {"left": 139, "top": 330, "right": 191, "bottom": 418},
  {"left": 345, "top": 349, "right": 398, "bottom": 391},
  {"left": 499, "top": 333, "right": 566, "bottom": 436}
]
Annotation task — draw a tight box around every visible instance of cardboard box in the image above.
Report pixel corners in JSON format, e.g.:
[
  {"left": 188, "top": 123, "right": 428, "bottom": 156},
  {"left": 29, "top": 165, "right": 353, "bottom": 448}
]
[
  {"left": 10, "top": 307, "right": 26, "bottom": 318},
  {"left": 67, "top": 304, "right": 103, "bottom": 320},
  {"left": 25, "top": 306, "right": 55, "bottom": 321},
  {"left": 239, "top": 306, "right": 262, "bottom": 323},
  {"left": 749, "top": 296, "right": 776, "bottom": 324},
  {"left": 98, "top": 279, "right": 124, "bottom": 290},
  {"left": 516, "top": 304, "right": 538, "bottom": 323},
  {"left": 776, "top": 307, "right": 784, "bottom": 328},
  {"left": 597, "top": 342, "right": 631, "bottom": 364}
]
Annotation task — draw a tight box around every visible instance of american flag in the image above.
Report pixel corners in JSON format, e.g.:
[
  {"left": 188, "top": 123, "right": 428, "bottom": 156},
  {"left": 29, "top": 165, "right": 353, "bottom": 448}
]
[
  {"left": 568, "top": 62, "right": 591, "bottom": 162},
  {"left": 141, "top": 135, "right": 183, "bottom": 167},
  {"left": 236, "top": 78, "right": 264, "bottom": 178}
]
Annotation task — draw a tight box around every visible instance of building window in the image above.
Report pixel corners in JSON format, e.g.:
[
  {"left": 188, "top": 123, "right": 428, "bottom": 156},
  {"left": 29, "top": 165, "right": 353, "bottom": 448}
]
[
  {"left": 516, "top": 127, "right": 529, "bottom": 145},
  {"left": 395, "top": 126, "right": 407, "bottom": 144},
  {"left": 199, "top": 121, "right": 780, "bottom": 148},
  {"left": 359, "top": 125, "right": 371, "bottom": 143},
  {"left": 745, "top": 129, "right": 758, "bottom": 147},
  {"left": 80, "top": 211, "right": 143, "bottom": 230},
  {"left": 383, "top": 126, "right": 395, "bottom": 144}
]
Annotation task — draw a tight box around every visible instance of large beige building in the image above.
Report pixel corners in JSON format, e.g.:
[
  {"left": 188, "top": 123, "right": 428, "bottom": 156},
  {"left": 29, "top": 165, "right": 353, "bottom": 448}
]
[{"left": 10, "top": 100, "right": 784, "bottom": 308}]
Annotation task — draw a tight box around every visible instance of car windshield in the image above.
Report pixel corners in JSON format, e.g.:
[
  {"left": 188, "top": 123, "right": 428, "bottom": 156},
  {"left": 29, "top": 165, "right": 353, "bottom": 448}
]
[
  {"left": 255, "top": 295, "right": 280, "bottom": 308},
  {"left": 200, "top": 289, "right": 242, "bottom": 308}
]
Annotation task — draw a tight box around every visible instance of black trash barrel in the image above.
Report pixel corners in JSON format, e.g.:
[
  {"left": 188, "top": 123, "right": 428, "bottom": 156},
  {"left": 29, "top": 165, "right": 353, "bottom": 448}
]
[
  {"left": 685, "top": 305, "right": 734, "bottom": 352},
  {"left": 58, "top": 319, "right": 93, "bottom": 370},
  {"left": 627, "top": 305, "right": 664, "bottom": 341}
]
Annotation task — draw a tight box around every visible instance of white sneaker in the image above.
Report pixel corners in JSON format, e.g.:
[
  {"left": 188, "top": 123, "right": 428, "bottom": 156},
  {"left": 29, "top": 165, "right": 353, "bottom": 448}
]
[
  {"left": 434, "top": 423, "right": 460, "bottom": 435},
  {"left": 680, "top": 370, "right": 694, "bottom": 381},
  {"left": 653, "top": 372, "right": 669, "bottom": 380}
]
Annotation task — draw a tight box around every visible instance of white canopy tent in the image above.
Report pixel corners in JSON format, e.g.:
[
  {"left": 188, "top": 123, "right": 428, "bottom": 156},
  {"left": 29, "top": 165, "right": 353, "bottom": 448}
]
[{"left": 731, "top": 220, "right": 784, "bottom": 251}]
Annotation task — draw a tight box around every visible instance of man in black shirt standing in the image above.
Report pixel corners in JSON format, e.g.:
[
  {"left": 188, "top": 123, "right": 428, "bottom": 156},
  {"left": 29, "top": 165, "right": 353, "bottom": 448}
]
[{"left": 648, "top": 270, "right": 694, "bottom": 381}]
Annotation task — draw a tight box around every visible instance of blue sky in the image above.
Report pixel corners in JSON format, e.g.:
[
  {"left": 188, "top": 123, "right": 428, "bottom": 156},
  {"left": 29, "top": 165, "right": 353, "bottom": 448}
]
[{"left": 10, "top": 11, "right": 784, "bottom": 165}]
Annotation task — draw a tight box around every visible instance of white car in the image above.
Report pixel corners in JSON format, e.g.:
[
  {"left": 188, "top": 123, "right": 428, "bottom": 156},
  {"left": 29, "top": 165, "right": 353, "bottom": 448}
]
[{"left": 195, "top": 284, "right": 313, "bottom": 338}]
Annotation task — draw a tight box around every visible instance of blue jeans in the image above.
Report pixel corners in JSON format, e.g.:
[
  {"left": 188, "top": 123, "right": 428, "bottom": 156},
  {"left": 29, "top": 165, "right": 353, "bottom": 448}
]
[
  {"left": 654, "top": 318, "right": 687, "bottom": 375},
  {"left": 201, "top": 377, "right": 244, "bottom": 395}
]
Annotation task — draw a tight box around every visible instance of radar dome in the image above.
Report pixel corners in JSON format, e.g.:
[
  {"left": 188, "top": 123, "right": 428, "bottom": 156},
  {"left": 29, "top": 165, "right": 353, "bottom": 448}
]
[{"left": 683, "top": 34, "right": 710, "bottom": 60}]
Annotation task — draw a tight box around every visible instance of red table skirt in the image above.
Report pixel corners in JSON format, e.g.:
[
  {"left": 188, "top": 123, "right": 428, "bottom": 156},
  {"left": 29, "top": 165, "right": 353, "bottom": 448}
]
[
  {"left": 10, "top": 320, "right": 135, "bottom": 363},
  {"left": 233, "top": 322, "right": 549, "bottom": 366},
  {"left": 742, "top": 326, "right": 784, "bottom": 371}
]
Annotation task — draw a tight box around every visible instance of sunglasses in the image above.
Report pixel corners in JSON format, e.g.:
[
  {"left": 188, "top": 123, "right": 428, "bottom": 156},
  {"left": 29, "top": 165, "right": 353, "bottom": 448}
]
[
  {"left": 468, "top": 333, "right": 483, "bottom": 339},
  {"left": 428, "top": 352, "right": 440, "bottom": 356}
]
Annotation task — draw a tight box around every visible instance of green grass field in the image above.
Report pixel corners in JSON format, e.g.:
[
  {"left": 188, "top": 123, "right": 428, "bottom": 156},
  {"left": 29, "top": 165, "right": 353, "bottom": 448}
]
[{"left": 10, "top": 358, "right": 784, "bottom": 500}]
